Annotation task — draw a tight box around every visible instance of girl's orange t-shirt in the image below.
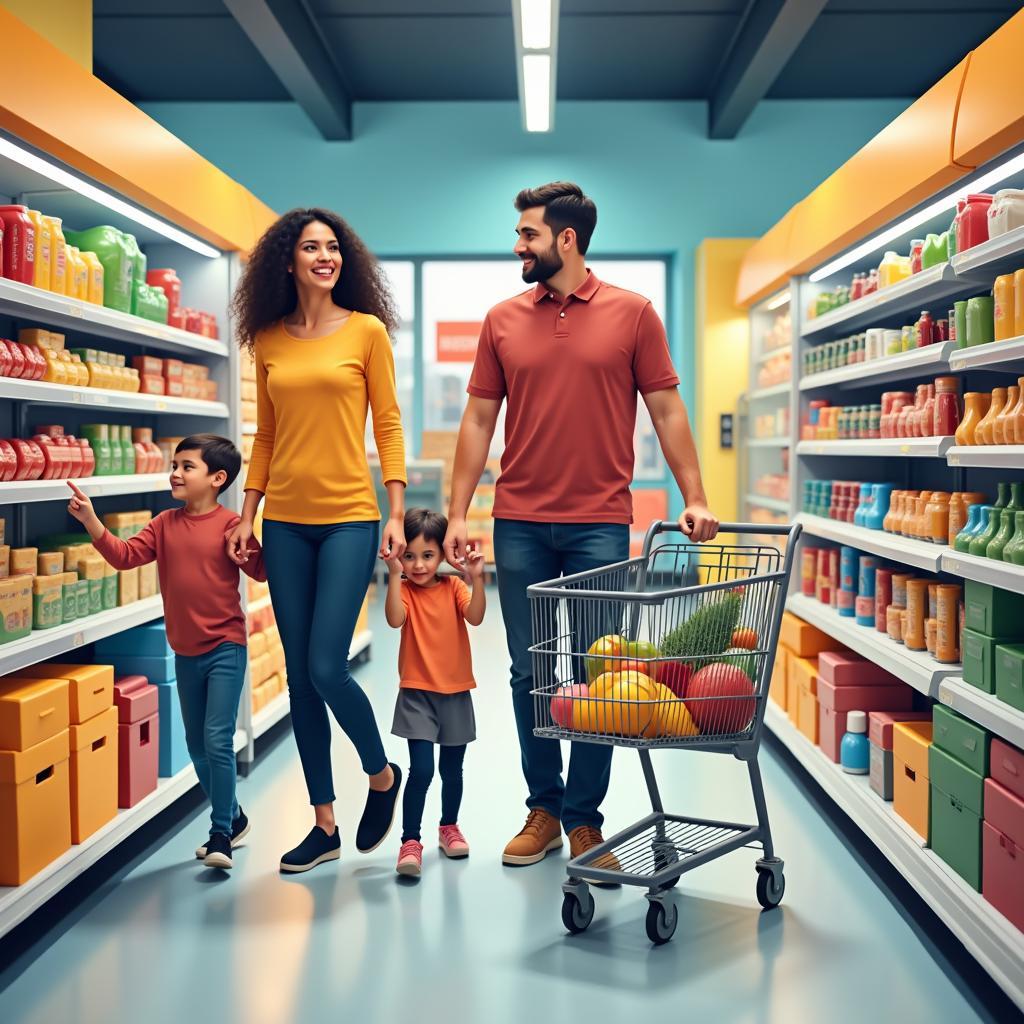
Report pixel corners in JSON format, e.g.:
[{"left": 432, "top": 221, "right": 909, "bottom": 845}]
[{"left": 399, "top": 576, "right": 476, "bottom": 694}]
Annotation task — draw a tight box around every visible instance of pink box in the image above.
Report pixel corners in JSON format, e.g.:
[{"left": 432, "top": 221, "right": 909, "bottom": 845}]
[
  {"left": 986, "top": 778, "right": 1024, "bottom": 847},
  {"left": 868, "top": 710, "right": 933, "bottom": 752},
  {"left": 983, "top": 778, "right": 1024, "bottom": 933},
  {"left": 990, "top": 738, "right": 1024, "bottom": 802},
  {"left": 817, "top": 650, "right": 900, "bottom": 688},
  {"left": 817, "top": 678, "right": 915, "bottom": 763}
]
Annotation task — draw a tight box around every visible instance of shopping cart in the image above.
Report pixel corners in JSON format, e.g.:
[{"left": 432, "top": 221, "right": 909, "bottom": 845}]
[{"left": 528, "top": 520, "right": 801, "bottom": 944}]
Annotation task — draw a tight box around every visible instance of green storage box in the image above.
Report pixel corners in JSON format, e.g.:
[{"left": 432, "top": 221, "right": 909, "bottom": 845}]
[
  {"left": 65, "top": 226, "right": 134, "bottom": 313},
  {"left": 996, "top": 644, "right": 1024, "bottom": 712},
  {"left": 929, "top": 746, "right": 984, "bottom": 891},
  {"left": 964, "top": 580, "right": 1024, "bottom": 637},
  {"left": 961, "top": 628, "right": 1013, "bottom": 694},
  {"left": 932, "top": 704, "right": 991, "bottom": 776}
]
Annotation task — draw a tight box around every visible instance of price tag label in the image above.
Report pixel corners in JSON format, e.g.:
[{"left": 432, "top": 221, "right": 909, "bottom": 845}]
[
  {"left": 93, "top": 394, "right": 109, "bottom": 405},
  {"left": 67, "top": 304, "right": 84, "bottom": 318},
  {"left": 73, "top": 632, "right": 84, "bottom": 648},
  {"left": 950, "top": 357, "right": 965, "bottom": 370},
  {"left": 949, "top": 453, "right": 960, "bottom": 466},
  {"left": 72, "top": 392, "right": 82, "bottom": 404},
  {"left": 155, "top": 401, "right": 168, "bottom": 411},
  {"left": 946, "top": 560, "right": 960, "bottom": 574},
  {"left": 899, "top": 445, "right": 910, "bottom": 454}
]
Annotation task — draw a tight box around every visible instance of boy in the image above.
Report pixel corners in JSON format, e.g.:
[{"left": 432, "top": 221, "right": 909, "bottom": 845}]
[
  {"left": 385, "top": 508, "right": 485, "bottom": 878},
  {"left": 67, "top": 434, "right": 266, "bottom": 871}
]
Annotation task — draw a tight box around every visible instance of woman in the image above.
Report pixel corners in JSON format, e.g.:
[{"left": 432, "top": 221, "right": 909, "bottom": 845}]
[{"left": 227, "top": 208, "right": 406, "bottom": 873}]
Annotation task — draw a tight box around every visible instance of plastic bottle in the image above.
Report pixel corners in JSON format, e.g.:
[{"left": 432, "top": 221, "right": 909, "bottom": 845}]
[
  {"left": 1004, "top": 512, "right": 1024, "bottom": 566},
  {"left": 977, "top": 387, "right": 1007, "bottom": 445},
  {"left": 933, "top": 376, "right": 961, "bottom": 436},
  {"left": 995, "top": 481, "right": 1011, "bottom": 510},
  {"left": 80, "top": 251, "right": 105, "bottom": 306},
  {"left": 840, "top": 711, "right": 870, "bottom": 775},
  {"left": 119, "top": 425, "right": 135, "bottom": 475},
  {"left": 994, "top": 385, "right": 1020, "bottom": 445},
  {"left": 922, "top": 232, "right": 948, "bottom": 270},
  {"left": 970, "top": 506, "right": 1002, "bottom": 557},
  {"left": 44, "top": 216, "right": 67, "bottom": 294},
  {"left": 26, "top": 210, "right": 50, "bottom": 290},
  {"left": 878, "top": 251, "right": 912, "bottom": 289},
  {"left": 955, "top": 504, "right": 985, "bottom": 552},
  {"left": 918, "top": 310, "right": 936, "bottom": 346},
  {"left": 958, "top": 194, "right": 994, "bottom": 252},
  {"left": 1008, "top": 375, "right": 1024, "bottom": 444},
  {"left": 994, "top": 274, "right": 1016, "bottom": 341},
  {"left": 910, "top": 240, "right": 924, "bottom": 275},
  {"left": 80, "top": 424, "right": 112, "bottom": 476},
  {"left": 948, "top": 202, "right": 965, "bottom": 258},
  {"left": 987, "top": 508, "right": 1017, "bottom": 561},
  {"left": 955, "top": 392, "right": 989, "bottom": 446}
]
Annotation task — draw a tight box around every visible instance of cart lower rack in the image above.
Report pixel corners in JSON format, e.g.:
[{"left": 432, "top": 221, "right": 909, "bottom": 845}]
[{"left": 528, "top": 519, "right": 801, "bottom": 943}]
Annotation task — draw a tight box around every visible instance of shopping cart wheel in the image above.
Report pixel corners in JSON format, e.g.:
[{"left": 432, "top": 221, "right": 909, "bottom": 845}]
[
  {"left": 755, "top": 867, "right": 785, "bottom": 910},
  {"left": 561, "top": 890, "right": 595, "bottom": 934},
  {"left": 645, "top": 899, "right": 677, "bottom": 945}
]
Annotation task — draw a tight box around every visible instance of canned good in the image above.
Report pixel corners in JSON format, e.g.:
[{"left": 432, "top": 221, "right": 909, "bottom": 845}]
[
  {"left": 875, "top": 568, "right": 894, "bottom": 633},
  {"left": 892, "top": 572, "right": 913, "bottom": 609},
  {"left": 856, "top": 595, "right": 875, "bottom": 627},
  {"left": 887, "top": 605, "right": 905, "bottom": 644},
  {"left": 925, "top": 618, "right": 937, "bottom": 655},
  {"left": 905, "top": 579, "right": 929, "bottom": 651},
  {"left": 801, "top": 547, "right": 818, "bottom": 597},
  {"left": 936, "top": 584, "right": 962, "bottom": 664},
  {"left": 840, "top": 546, "right": 859, "bottom": 591},
  {"left": 859, "top": 556, "right": 878, "bottom": 599}
]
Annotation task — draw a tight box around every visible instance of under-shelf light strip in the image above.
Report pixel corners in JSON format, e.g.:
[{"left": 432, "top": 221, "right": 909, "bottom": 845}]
[
  {"left": 808, "top": 151, "right": 1024, "bottom": 282},
  {"left": 0, "top": 137, "right": 221, "bottom": 259},
  {"left": 515, "top": 0, "right": 558, "bottom": 133},
  {"left": 764, "top": 290, "right": 790, "bottom": 311}
]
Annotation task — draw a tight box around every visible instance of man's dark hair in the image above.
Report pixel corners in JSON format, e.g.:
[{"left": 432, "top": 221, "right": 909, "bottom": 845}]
[
  {"left": 514, "top": 181, "right": 597, "bottom": 255},
  {"left": 174, "top": 434, "right": 241, "bottom": 494},
  {"left": 404, "top": 508, "right": 447, "bottom": 548}
]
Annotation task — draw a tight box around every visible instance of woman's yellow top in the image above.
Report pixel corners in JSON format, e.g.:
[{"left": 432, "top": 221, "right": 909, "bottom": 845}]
[{"left": 244, "top": 312, "right": 407, "bottom": 524}]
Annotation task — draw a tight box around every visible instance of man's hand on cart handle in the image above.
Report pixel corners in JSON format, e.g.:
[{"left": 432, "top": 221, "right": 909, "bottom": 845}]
[{"left": 679, "top": 503, "right": 719, "bottom": 543}]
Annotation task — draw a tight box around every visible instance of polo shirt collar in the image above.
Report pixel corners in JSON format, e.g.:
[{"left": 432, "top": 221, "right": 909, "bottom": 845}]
[{"left": 532, "top": 269, "right": 602, "bottom": 304}]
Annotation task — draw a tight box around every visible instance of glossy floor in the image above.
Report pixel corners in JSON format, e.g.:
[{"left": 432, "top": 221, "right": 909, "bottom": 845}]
[{"left": 1, "top": 591, "right": 995, "bottom": 1023}]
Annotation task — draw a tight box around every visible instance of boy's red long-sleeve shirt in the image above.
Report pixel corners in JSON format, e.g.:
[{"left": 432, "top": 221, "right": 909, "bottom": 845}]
[{"left": 93, "top": 504, "right": 266, "bottom": 657}]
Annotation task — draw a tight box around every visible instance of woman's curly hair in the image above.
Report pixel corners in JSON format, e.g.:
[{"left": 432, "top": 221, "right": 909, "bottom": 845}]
[{"left": 232, "top": 207, "right": 399, "bottom": 353}]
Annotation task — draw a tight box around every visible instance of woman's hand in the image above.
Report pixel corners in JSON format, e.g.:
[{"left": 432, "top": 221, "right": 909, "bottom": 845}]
[
  {"left": 226, "top": 519, "right": 255, "bottom": 565},
  {"left": 379, "top": 515, "right": 406, "bottom": 563}
]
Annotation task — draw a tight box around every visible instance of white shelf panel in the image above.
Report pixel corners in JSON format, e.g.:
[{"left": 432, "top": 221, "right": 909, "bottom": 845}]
[
  {"left": 747, "top": 436, "right": 790, "bottom": 449},
  {"left": 938, "top": 678, "right": 1024, "bottom": 751},
  {"left": 0, "top": 377, "right": 229, "bottom": 418},
  {"left": 0, "top": 473, "right": 169, "bottom": 505},
  {"left": 951, "top": 223, "right": 1024, "bottom": 280},
  {"left": 748, "top": 382, "right": 790, "bottom": 401},
  {"left": 796, "top": 437, "right": 953, "bottom": 459},
  {"left": 940, "top": 549, "right": 1024, "bottom": 595},
  {"left": 948, "top": 336, "right": 1024, "bottom": 373},
  {"left": 0, "top": 727, "right": 247, "bottom": 940},
  {"left": 795, "top": 514, "right": 943, "bottom": 572},
  {"left": 747, "top": 494, "right": 790, "bottom": 513},
  {"left": 765, "top": 703, "right": 1024, "bottom": 1010},
  {"left": 786, "top": 594, "right": 958, "bottom": 698},
  {"left": 946, "top": 445, "right": 1024, "bottom": 469},
  {"left": 801, "top": 263, "right": 968, "bottom": 339},
  {"left": 755, "top": 344, "right": 791, "bottom": 366},
  {"left": 0, "top": 277, "right": 229, "bottom": 359},
  {"left": 799, "top": 342, "right": 955, "bottom": 392},
  {"left": 0, "top": 595, "right": 163, "bottom": 677}
]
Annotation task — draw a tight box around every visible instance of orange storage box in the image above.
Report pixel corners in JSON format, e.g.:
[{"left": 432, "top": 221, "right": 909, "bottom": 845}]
[
  {"left": 0, "top": 676, "right": 70, "bottom": 751},
  {"left": 0, "top": 730, "right": 71, "bottom": 884},
  {"left": 790, "top": 656, "right": 819, "bottom": 743},
  {"left": 17, "top": 663, "right": 114, "bottom": 724},
  {"left": 769, "top": 645, "right": 791, "bottom": 710},
  {"left": 69, "top": 705, "right": 118, "bottom": 843},
  {"left": 779, "top": 612, "right": 844, "bottom": 658},
  {"left": 893, "top": 721, "right": 933, "bottom": 841}
]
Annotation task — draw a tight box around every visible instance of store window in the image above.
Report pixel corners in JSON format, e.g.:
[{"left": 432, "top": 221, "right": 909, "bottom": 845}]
[{"left": 377, "top": 260, "right": 415, "bottom": 447}]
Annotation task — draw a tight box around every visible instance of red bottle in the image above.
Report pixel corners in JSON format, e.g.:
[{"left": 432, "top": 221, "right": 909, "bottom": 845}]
[
  {"left": 957, "top": 194, "right": 994, "bottom": 253},
  {"left": 910, "top": 240, "right": 924, "bottom": 275},
  {"left": 937, "top": 318, "right": 949, "bottom": 342},
  {"left": 147, "top": 269, "right": 181, "bottom": 314},
  {"left": 933, "top": 377, "right": 961, "bottom": 437},
  {"left": 865, "top": 269, "right": 879, "bottom": 294},
  {"left": 850, "top": 274, "right": 864, "bottom": 301},
  {"left": 918, "top": 310, "right": 936, "bottom": 347},
  {"left": 0, "top": 205, "right": 35, "bottom": 284}
]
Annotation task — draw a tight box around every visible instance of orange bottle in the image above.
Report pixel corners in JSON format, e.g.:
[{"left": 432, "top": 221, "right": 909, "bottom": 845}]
[
  {"left": 1015, "top": 269, "right": 1024, "bottom": 338},
  {"left": 44, "top": 216, "right": 67, "bottom": 294},
  {"left": 1009, "top": 376, "right": 1024, "bottom": 444},
  {"left": 994, "top": 384, "right": 1020, "bottom": 444},
  {"left": 26, "top": 210, "right": 51, "bottom": 290},
  {"left": 994, "top": 274, "right": 1016, "bottom": 341},
  {"left": 976, "top": 387, "right": 1006, "bottom": 445},
  {"left": 955, "top": 393, "right": 990, "bottom": 446}
]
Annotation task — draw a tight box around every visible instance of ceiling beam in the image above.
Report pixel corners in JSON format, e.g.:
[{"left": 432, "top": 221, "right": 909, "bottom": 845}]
[
  {"left": 709, "top": 0, "right": 827, "bottom": 140},
  {"left": 224, "top": 0, "right": 351, "bottom": 140}
]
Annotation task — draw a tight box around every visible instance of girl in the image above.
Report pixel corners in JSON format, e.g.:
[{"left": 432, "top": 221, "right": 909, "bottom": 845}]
[
  {"left": 226, "top": 208, "right": 407, "bottom": 873},
  {"left": 385, "top": 509, "right": 485, "bottom": 877}
]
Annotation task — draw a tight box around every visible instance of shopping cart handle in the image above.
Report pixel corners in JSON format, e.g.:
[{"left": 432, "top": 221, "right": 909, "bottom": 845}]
[{"left": 640, "top": 519, "right": 800, "bottom": 559}]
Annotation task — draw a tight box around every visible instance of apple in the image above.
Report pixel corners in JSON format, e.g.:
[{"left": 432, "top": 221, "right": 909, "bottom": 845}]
[
  {"left": 685, "top": 663, "right": 756, "bottom": 735},
  {"left": 659, "top": 660, "right": 693, "bottom": 699},
  {"left": 550, "top": 683, "right": 589, "bottom": 729},
  {"left": 585, "top": 634, "right": 626, "bottom": 682}
]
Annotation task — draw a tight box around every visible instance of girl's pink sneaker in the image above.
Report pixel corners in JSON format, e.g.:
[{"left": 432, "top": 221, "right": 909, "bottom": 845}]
[
  {"left": 397, "top": 839, "right": 423, "bottom": 876},
  {"left": 439, "top": 824, "right": 470, "bottom": 858}
]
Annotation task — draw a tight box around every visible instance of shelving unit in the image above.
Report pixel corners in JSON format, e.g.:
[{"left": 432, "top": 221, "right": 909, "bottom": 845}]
[
  {"left": 799, "top": 341, "right": 955, "bottom": 392},
  {"left": 0, "top": 473, "right": 170, "bottom": 505},
  {"left": 747, "top": 494, "right": 789, "bottom": 513},
  {"left": 939, "top": 549, "right": 1024, "bottom": 595},
  {"left": 794, "top": 513, "right": 944, "bottom": 571},
  {"left": 938, "top": 678, "right": 1024, "bottom": 749},
  {"left": 946, "top": 446, "right": 1024, "bottom": 469},
  {"left": 0, "top": 377, "right": 229, "bottom": 418},
  {"left": 748, "top": 381, "right": 790, "bottom": 401},
  {"left": 796, "top": 437, "right": 953, "bottom": 459},
  {"left": 948, "top": 336, "right": 1024, "bottom": 372}
]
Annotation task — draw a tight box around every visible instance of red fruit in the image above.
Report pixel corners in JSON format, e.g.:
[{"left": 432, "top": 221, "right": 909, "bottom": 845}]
[
  {"left": 659, "top": 661, "right": 693, "bottom": 699},
  {"left": 685, "top": 663, "right": 756, "bottom": 734},
  {"left": 550, "top": 683, "right": 589, "bottom": 729},
  {"left": 731, "top": 628, "right": 758, "bottom": 650}
]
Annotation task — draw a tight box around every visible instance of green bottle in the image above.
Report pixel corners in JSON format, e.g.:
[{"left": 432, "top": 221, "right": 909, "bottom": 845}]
[
  {"left": 970, "top": 506, "right": 1002, "bottom": 557},
  {"left": 1005, "top": 512, "right": 1024, "bottom": 566},
  {"left": 107, "top": 425, "right": 122, "bottom": 476},
  {"left": 995, "top": 482, "right": 1010, "bottom": 509},
  {"left": 80, "top": 424, "right": 112, "bottom": 476},
  {"left": 955, "top": 504, "right": 985, "bottom": 552},
  {"left": 119, "top": 425, "right": 135, "bottom": 475},
  {"left": 987, "top": 509, "right": 1016, "bottom": 560},
  {"left": 1007, "top": 481, "right": 1024, "bottom": 515}
]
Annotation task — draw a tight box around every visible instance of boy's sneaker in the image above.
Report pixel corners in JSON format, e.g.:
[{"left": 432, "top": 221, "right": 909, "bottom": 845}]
[
  {"left": 195, "top": 808, "right": 250, "bottom": 859},
  {"left": 439, "top": 824, "right": 470, "bottom": 858},
  {"left": 203, "top": 832, "right": 233, "bottom": 870},
  {"left": 280, "top": 825, "right": 341, "bottom": 874},
  {"left": 356, "top": 763, "right": 403, "bottom": 853},
  {"left": 396, "top": 839, "right": 423, "bottom": 877}
]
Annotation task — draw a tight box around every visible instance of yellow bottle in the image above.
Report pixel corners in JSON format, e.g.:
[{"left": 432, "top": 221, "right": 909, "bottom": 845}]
[
  {"left": 44, "top": 216, "right": 67, "bottom": 294},
  {"left": 878, "top": 251, "right": 912, "bottom": 289},
  {"left": 81, "top": 251, "right": 105, "bottom": 305},
  {"left": 69, "top": 247, "right": 89, "bottom": 300},
  {"left": 27, "top": 211, "right": 51, "bottom": 290},
  {"left": 126, "top": 367, "right": 140, "bottom": 393},
  {"left": 68, "top": 352, "right": 89, "bottom": 387},
  {"left": 115, "top": 355, "right": 131, "bottom": 391}
]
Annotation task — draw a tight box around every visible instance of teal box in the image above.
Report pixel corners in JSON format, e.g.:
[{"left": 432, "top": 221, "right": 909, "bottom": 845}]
[
  {"left": 155, "top": 680, "right": 190, "bottom": 778},
  {"left": 932, "top": 704, "right": 990, "bottom": 777},
  {"left": 963, "top": 580, "right": 1024, "bottom": 637},
  {"left": 961, "top": 628, "right": 1012, "bottom": 694},
  {"left": 996, "top": 644, "right": 1024, "bottom": 713},
  {"left": 107, "top": 652, "right": 177, "bottom": 684},
  {"left": 95, "top": 621, "right": 172, "bottom": 658}
]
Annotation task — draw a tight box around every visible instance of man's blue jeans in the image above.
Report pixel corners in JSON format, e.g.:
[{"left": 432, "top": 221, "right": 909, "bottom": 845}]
[{"left": 493, "top": 518, "right": 629, "bottom": 833}]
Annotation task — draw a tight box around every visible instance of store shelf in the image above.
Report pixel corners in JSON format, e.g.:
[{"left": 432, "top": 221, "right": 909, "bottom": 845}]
[
  {"left": 786, "top": 594, "right": 958, "bottom": 698},
  {"left": 946, "top": 445, "right": 1024, "bottom": 469},
  {"left": 755, "top": 344, "right": 791, "bottom": 365},
  {"left": 795, "top": 514, "right": 943, "bottom": 572},
  {"left": 0, "top": 596, "right": 163, "bottom": 677},
  {"left": 747, "top": 436, "right": 790, "bottom": 449},
  {"left": 0, "top": 277, "right": 229, "bottom": 359},
  {"left": 0, "top": 727, "right": 246, "bottom": 941},
  {"left": 799, "top": 342, "right": 955, "bottom": 392},
  {"left": 746, "top": 494, "right": 790, "bottom": 513},
  {"left": 940, "top": 549, "right": 1024, "bottom": 595},
  {"left": 748, "top": 382, "right": 790, "bottom": 401},
  {"left": 765, "top": 702, "right": 1024, "bottom": 1010},
  {"left": 796, "top": 437, "right": 953, "bottom": 459},
  {"left": 938, "top": 678, "right": 1024, "bottom": 751},
  {"left": 0, "top": 377, "right": 229, "bottom": 418},
  {"left": 951, "top": 223, "right": 1024, "bottom": 280},
  {"left": 948, "top": 336, "right": 1024, "bottom": 373},
  {"left": 0, "top": 473, "right": 169, "bottom": 506},
  {"left": 801, "top": 264, "right": 967, "bottom": 340}
]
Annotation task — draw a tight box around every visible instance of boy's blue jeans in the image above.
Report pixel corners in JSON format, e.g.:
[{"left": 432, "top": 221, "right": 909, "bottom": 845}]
[
  {"left": 175, "top": 641, "right": 247, "bottom": 836},
  {"left": 492, "top": 518, "right": 629, "bottom": 834}
]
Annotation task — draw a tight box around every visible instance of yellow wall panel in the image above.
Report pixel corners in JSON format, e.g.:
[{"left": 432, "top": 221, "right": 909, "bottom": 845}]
[{"left": 4, "top": 0, "right": 92, "bottom": 71}]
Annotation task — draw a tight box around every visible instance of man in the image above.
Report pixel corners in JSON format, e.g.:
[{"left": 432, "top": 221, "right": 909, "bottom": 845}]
[{"left": 444, "top": 181, "right": 718, "bottom": 869}]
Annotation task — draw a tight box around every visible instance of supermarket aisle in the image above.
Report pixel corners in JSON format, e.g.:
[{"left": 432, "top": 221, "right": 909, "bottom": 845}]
[{"left": 1, "top": 590, "right": 993, "bottom": 1024}]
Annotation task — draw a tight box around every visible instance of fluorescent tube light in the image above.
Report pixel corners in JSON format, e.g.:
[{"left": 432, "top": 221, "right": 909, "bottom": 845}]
[
  {"left": 0, "top": 137, "right": 221, "bottom": 259},
  {"left": 522, "top": 54, "right": 552, "bottom": 133},
  {"left": 520, "top": 0, "right": 552, "bottom": 49},
  {"left": 764, "top": 290, "right": 790, "bottom": 311},
  {"left": 808, "top": 150, "right": 1024, "bottom": 282}
]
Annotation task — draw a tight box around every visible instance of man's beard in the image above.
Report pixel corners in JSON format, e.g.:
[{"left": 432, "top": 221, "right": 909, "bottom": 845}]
[{"left": 521, "top": 244, "right": 563, "bottom": 284}]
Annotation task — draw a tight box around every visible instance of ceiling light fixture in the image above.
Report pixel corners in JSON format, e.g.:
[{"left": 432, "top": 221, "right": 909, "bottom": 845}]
[
  {"left": 808, "top": 151, "right": 1024, "bottom": 282},
  {"left": 513, "top": 0, "right": 559, "bottom": 133},
  {"left": 0, "top": 136, "right": 222, "bottom": 259}
]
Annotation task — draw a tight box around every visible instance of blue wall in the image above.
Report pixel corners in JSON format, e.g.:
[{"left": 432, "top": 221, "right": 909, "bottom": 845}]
[{"left": 144, "top": 98, "right": 908, "bottom": 411}]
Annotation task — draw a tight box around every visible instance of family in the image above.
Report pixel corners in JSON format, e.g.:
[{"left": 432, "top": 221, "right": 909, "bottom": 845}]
[{"left": 71, "top": 180, "right": 718, "bottom": 879}]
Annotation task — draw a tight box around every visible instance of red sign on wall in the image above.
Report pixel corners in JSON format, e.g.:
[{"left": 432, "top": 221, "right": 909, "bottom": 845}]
[{"left": 436, "top": 321, "right": 482, "bottom": 362}]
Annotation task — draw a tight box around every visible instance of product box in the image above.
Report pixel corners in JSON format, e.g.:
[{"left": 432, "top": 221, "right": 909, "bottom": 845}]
[
  {"left": 96, "top": 621, "right": 171, "bottom": 659},
  {"left": 0, "top": 545, "right": 10, "bottom": 579},
  {"left": 930, "top": 745, "right": 984, "bottom": 890},
  {"left": 990, "top": 738, "right": 1024, "bottom": 801},
  {"left": 154, "top": 681, "right": 189, "bottom": 778},
  {"left": 107, "top": 651, "right": 176, "bottom": 685},
  {"left": 964, "top": 580, "right": 1024, "bottom": 637},
  {"left": 0, "top": 575, "right": 33, "bottom": 644},
  {"left": 983, "top": 777, "right": 1024, "bottom": 931},
  {"left": 32, "top": 575, "right": 64, "bottom": 630},
  {"left": 869, "top": 743, "right": 895, "bottom": 800},
  {"left": 790, "top": 656, "right": 819, "bottom": 743},
  {"left": 248, "top": 630, "right": 268, "bottom": 660},
  {"left": 892, "top": 721, "right": 933, "bottom": 841},
  {"left": 139, "top": 563, "right": 157, "bottom": 599},
  {"left": 868, "top": 710, "right": 933, "bottom": 801},
  {"left": 995, "top": 645, "right": 1024, "bottom": 713},
  {"left": 17, "top": 664, "right": 114, "bottom": 724},
  {"left": 36, "top": 552, "right": 64, "bottom": 576},
  {"left": 10, "top": 547, "right": 37, "bottom": 576},
  {"left": 0, "top": 676, "right": 70, "bottom": 750},
  {"left": 69, "top": 705, "right": 118, "bottom": 843},
  {"left": 932, "top": 704, "right": 990, "bottom": 777},
  {"left": 961, "top": 627, "right": 1014, "bottom": 694},
  {"left": 816, "top": 679, "right": 914, "bottom": 764},
  {"left": 113, "top": 676, "right": 159, "bottom": 808},
  {"left": 768, "top": 644, "right": 790, "bottom": 710},
  {"left": 161, "top": 358, "right": 184, "bottom": 380},
  {"left": 140, "top": 374, "right": 165, "bottom": 396},
  {"left": 132, "top": 355, "right": 163, "bottom": 376},
  {"left": 118, "top": 567, "right": 139, "bottom": 606},
  {"left": 779, "top": 612, "right": 845, "bottom": 658},
  {"left": 817, "top": 650, "right": 900, "bottom": 688}
]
